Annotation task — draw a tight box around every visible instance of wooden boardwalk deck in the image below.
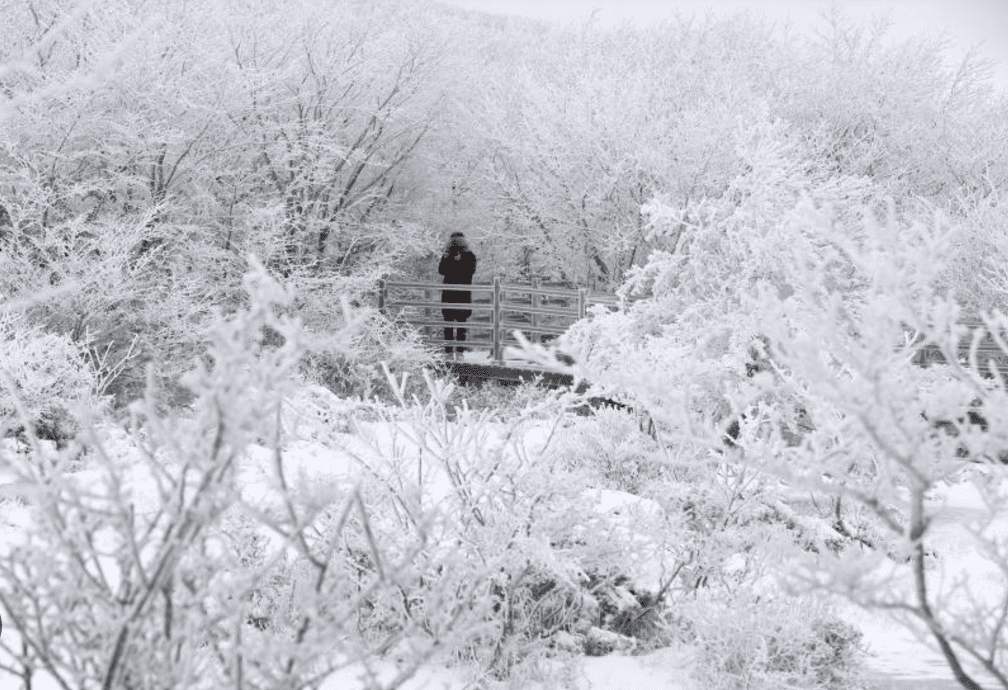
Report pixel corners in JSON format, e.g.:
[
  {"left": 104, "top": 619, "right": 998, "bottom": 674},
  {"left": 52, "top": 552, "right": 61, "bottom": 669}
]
[{"left": 441, "top": 360, "right": 583, "bottom": 388}]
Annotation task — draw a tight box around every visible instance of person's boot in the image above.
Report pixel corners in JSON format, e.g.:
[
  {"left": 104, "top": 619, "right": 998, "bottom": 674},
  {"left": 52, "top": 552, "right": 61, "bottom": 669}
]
[{"left": 444, "top": 327, "right": 455, "bottom": 360}]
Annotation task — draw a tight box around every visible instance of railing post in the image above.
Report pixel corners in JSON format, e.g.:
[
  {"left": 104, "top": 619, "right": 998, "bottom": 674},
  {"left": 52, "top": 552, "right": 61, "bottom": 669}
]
[
  {"left": 531, "top": 276, "right": 540, "bottom": 344},
  {"left": 425, "top": 286, "right": 432, "bottom": 342},
  {"left": 492, "top": 275, "right": 502, "bottom": 364},
  {"left": 578, "top": 287, "right": 587, "bottom": 320}
]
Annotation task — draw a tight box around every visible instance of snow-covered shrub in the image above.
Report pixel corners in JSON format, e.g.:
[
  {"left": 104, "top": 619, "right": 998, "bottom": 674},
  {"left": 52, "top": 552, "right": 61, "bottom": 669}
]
[
  {"left": 0, "top": 310, "right": 97, "bottom": 441},
  {"left": 336, "top": 372, "right": 690, "bottom": 678},
  {"left": 0, "top": 212, "right": 233, "bottom": 409},
  {"left": 0, "top": 261, "right": 311, "bottom": 688},
  {"left": 339, "top": 374, "right": 581, "bottom": 674},
  {"left": 690, "top": 591, "right": 866, "bottom": 690},
  {"left": 555, "top": 115, "right": 1008, "bottom": 685},
  {"left": 451, "top": 379, "right": 561, "bottom": 420},
  {"left": 559, "top": 117, "right": 881, "bottom": 448},
  {"left": 300, "top": 296, "right": 435, "bottom": 401},
  {"left": 940, "top": 196, "right": 1008, "bottom": 315},
  {"left": 0, "top": 261, "right": 467, "bottom": 690},
  {"left": 281, "top": 382, "right": 361, "bottom": 439},
  {"left": 552, "top": 406, "right": 667, "bottom": 495},
  {"left": 591, "top": 157, "right": 1008, "bottom": 684},
  {"left": 754, "top": 206, "right": 1008, "bottom": 688}
]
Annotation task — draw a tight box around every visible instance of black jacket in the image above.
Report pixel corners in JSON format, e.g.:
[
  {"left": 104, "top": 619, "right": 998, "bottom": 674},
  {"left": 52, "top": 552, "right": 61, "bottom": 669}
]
[{"left": 438, "top": 247, "right": 477, "bottom": 304}]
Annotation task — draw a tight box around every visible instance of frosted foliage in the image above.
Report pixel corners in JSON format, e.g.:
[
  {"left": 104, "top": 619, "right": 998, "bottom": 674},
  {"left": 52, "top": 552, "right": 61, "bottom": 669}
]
[
  {"left": 0, "top": 310, "right": 96, "bottom": 428},
  {"left": 0, "top": 262, "right": 311, "bottom": 690},
  {"left": 584, "top": 170, "right": 1008, "bottom": 685},
  {"left": 631, "top": 120, "right": 872, "bottom": 312},
  {"left": 552, "top": 407, "right": 665, "bottom": 494},
  {"left": 690, "top": 591, "right": 863, "bottom": 690},
  {"left": 560, "top": 121, "right": 877, "bottom": 439},
  {"left": 942, "top": 200, "right": 1008, "bottom": 314},
  {"left": 755, "top": 218, "right": 1008, "bottom": 688}
]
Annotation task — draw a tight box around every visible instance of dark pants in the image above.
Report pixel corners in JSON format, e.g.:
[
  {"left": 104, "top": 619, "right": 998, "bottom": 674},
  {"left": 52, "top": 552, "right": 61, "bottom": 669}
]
[{"left": 442, "top": 308, "right": 469, "bottom": 353}]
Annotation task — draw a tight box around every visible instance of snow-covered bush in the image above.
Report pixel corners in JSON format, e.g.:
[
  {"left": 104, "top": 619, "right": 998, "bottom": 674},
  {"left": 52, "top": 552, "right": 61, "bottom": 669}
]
[
  {"left": 552, "top": 407, "right": 667, "bottom": 495},
  {"left": 755, "top": 206, "right": 1008, "bottom": 689},
  {"left": 554, "top": 103, "right": 1008, "bottom": 685},
  {"left": 450, "top": 379, "right": 561, "bottom": 420},
  {"left": 691, "top": 591, "right": 865, "bottom": 690},
  {"left": 582, "top": 160, "right": 1008, "bottom": 685},
  {"left": 560, "top": 117, "right": 878, "bottom": 448},
  {"left": 300, "top": 293, "right": 435, "bottom": 402},
  {"left": 0, "top": 261, "right": 304, "bottom": 688},
  {"left": 0, "top": 209, "right": 248, "bottom": 409},
  {"left": 0, "top": 310, "right": 97, "bottom": 441},
  {"left": 0, "top": 261, "right": 466, "bottom": 690},
  {"left": 337, "top": 371, "right": 694, "bottom": 678},
  {"left": 940, "top": 196, "right": 1008, "bottom": 315}
]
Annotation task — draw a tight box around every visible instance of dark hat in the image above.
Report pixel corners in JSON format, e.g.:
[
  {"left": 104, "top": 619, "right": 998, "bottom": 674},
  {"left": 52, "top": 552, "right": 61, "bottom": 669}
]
[{"left": 450, "top": 231, "right": 465, "bottom": 239}]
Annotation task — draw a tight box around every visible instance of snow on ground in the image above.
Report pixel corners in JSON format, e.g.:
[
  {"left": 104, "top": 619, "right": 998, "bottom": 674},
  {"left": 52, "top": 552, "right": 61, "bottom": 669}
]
[
  {"left": 571, "top": 648, "right": 694, "bottom": 690},
  {"left": 317, "top": 645, "right": 695, "bottom": 690},
  {"left": 842, "top": 605, "right": 963, "bottom": 689}
]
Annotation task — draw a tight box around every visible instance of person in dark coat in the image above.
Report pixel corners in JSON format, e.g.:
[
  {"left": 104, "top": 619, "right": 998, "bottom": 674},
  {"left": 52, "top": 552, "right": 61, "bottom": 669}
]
[{"left": 438, "top": 232, "right": 477, "bottom": 357}]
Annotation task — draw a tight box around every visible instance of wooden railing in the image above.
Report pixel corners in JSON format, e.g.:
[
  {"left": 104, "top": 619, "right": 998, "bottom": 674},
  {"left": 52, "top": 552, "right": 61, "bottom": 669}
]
[
  {"left": 912, "top": 320, "right": 1008, "bottom": 374},
  {"left": 379, "top": 276, "right": 619, "bottom": 363}
]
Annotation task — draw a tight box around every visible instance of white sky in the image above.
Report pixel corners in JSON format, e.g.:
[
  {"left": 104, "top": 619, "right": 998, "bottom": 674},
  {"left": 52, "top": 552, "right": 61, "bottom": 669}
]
[{"left": 441, "top": 0, "right": 1008, "bottom": 92}]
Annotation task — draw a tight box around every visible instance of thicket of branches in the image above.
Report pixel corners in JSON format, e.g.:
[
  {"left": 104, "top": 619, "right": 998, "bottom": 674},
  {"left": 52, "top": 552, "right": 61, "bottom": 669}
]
[{"left": 560, "top": 112, "right": 1008, "bottom": 690}]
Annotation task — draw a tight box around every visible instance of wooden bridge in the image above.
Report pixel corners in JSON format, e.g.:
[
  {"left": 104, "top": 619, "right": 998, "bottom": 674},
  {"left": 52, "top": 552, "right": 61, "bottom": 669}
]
[{"left": 379, "top": 276, "right": 619, "bottom": 384}]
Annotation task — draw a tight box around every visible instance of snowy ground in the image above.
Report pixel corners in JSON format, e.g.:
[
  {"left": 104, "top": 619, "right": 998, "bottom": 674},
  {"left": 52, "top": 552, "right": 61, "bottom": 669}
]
[
  {"left": 1, "top": 411, "right": 1005, "bottom": 689},
  {"left": 315, "top": 645, "right": 697, "bottom": 690}
]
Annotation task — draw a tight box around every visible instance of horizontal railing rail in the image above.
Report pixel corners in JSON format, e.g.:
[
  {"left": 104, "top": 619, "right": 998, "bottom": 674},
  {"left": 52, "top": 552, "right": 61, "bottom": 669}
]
[
  {"left": 911, "top": 320, "right": 1008, "bottom": 372},
  {"left": 379, "top": 275, "right": 618, "bottom": 363}
]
